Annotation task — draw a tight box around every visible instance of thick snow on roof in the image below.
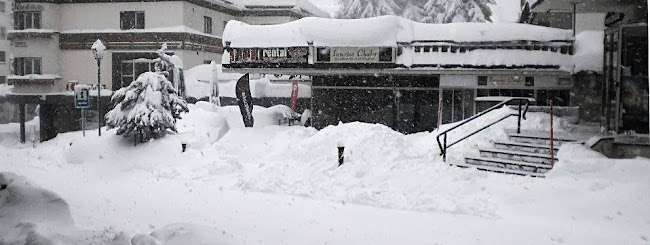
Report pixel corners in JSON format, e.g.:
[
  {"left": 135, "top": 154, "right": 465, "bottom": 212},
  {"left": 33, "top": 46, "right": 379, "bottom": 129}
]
[
  {"left": 224, "top": 16, "right": 573, "bottom": 47},
  {"left": 573, "top": 31, "right": 604, "bottom": 73},
  {"left": 237, "top": 0, "right": 330, "bottom": 18}
]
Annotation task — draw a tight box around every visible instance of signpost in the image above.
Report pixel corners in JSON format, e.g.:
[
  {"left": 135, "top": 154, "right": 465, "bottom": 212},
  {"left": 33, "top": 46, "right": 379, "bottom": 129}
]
[{"left": 74, "top": 85, "right": 91, "bottom": 137}]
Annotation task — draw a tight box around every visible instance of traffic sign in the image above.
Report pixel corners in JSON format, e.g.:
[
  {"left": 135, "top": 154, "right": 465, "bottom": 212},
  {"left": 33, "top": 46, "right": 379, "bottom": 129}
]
[{"left": 74, "top": 85, "right": 91, "bottom": 109}]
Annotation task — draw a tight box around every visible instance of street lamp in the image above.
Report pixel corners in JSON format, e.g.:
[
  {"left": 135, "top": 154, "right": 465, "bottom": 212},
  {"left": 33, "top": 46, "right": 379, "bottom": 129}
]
[{"left": 91, "top": 39, "right": 106, "bottom": 136}]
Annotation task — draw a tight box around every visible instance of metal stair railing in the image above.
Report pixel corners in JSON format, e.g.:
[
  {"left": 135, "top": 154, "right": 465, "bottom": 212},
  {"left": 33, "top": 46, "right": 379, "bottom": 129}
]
[{"left": 436, "top": 98, "right": 531, "bottom": 162}]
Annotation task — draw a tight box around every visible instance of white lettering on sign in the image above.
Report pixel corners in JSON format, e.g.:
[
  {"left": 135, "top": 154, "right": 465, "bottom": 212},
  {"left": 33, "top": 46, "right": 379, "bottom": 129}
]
[{"left": 330, "top": 47, "right": 381, "bottom": 63}]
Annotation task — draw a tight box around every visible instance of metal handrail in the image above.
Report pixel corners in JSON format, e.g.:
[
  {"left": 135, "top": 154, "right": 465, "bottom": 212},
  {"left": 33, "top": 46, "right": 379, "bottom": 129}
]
[{"left": 436, "top": 98, "right": 531, "bottom": 162}]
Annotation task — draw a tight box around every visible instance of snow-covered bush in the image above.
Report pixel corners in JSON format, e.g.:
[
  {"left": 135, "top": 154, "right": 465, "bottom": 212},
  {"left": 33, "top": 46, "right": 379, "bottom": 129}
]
[{"left": 106, "top": 72, "right": 189, "bottom": 141}]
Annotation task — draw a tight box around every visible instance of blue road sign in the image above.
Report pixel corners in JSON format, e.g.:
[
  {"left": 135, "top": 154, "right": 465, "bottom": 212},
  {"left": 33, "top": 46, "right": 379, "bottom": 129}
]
[{"left": 75, "top": 85, "right": 91, "bottom": 109}]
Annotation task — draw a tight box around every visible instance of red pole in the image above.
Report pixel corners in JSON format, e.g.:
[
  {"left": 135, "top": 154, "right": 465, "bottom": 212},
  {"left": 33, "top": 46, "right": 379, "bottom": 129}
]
[
  {"left": 437, "top": 98, "right": 443, "bottom": 130},
  {"left": 550, "top": 100, "right": 554, "bottom": 168}
]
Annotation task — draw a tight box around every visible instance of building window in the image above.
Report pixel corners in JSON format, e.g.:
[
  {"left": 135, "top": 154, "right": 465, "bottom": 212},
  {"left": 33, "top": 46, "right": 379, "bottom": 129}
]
[
  {"left": 0, "top": 76, "right": 5, "bottom": 84},
  {"left": 0, "top": 2, "right": 5, "bottom": 13},
  {"left": 204, "top": 16, "right": 212, "bottom": 34},
  {"left": 477, "top": 76, "right": 488, "bottom": 86},
  {"left": 0, "top": 27, "right": 5, "bottom": 40},
  {"left": 525, "top": 77, "right": 534, "bottom": 86},
  {"left": 14, "top": 57, "right": 42, "bottom": 76},
  {"left": 0, "top": 51, "right": 5, "bottom": 62},
  {"left": 120, "top": 11, "right": 145, "bottom": 30},
  {"left": 14, "top": 11, "right": 42, "bottom": 30}
]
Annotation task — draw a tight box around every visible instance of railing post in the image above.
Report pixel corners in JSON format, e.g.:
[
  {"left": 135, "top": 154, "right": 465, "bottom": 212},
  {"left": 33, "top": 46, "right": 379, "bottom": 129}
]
[
  {"left": 517, "top": 99, "right": 522, "bottom": 134},
  {"left": 443, "top": 133, "right": 447, "bottom": 162},
  {"left": 550, "top": 100, "right": 555, "bottom": 168}
]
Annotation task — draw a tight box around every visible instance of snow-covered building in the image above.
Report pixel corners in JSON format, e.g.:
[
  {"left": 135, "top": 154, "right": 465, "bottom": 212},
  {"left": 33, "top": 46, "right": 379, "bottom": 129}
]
[
  {"left": 0, "top": 0, "right": 9, "bottom": 84},
  {"left": 5, "top": 0, "right": 328, "bottom": 142},
  {"left": 222, "top": 16, "right": 603, "bottom": 133},
  {"left": 522, "top": 0, "right": 648, "bottom": 133}
]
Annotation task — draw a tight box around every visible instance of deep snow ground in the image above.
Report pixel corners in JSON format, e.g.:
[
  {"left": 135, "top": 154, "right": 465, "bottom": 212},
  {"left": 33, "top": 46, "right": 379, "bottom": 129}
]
[{"left": 1, "top": 103, "right": 649, "bottom": 244}]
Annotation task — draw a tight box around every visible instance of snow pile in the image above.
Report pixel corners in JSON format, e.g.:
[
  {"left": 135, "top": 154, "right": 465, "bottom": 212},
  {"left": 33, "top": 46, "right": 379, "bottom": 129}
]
[
  {"left": 1, "top": 104, "right": 650, "bottom": 244},
  {"left": 184, "top": 64, "right": 311, "bottom": 99},
  {"left": 133, "top": 223, "right": 245, "bottom": 245},
  {"left": 573, "top": 31, "right": 604, "bottom": 73},
  {"left": 224, "top": 16, "right": 573, "bottom": 48}
]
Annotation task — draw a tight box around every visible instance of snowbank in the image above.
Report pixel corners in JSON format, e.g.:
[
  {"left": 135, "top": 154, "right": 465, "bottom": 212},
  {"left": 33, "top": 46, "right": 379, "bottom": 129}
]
[
  {"left": 224, "top": 16, "right": 573, "bottom": 48},
  {"left": 1, "top": 104, "right": 649, "bottom": 244}
]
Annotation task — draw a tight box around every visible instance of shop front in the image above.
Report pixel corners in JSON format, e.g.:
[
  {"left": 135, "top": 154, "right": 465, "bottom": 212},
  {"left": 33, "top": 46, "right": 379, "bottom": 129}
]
[{"left": 222, "top": 16, "right": 579, "bottom": 133}]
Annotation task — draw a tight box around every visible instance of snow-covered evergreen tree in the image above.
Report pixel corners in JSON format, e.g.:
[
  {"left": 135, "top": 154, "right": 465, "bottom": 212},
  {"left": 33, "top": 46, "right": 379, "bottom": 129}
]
[
  {"left": 423, "top": 0, "right": 495, "bottom": 23},
  {"left": 105, "top": 71, "right": 189, "bottom": 141},
  {"left": 336, "top": 0, "right": 495, "bottom": 23},
  {"left": 337, "top": 0, "right": 403, "bottom": 19}
]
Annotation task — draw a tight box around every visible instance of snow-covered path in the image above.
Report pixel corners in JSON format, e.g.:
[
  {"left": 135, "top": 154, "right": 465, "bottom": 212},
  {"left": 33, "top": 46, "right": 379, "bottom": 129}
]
[{"left": 1, "top": 103, "right": 649, "bottom": 244}]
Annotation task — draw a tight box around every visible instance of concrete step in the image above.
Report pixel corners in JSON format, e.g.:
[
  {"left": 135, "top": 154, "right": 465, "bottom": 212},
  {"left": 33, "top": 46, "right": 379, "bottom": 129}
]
[
  {"left": 458, "top": 158, "right": 548, "bottom": 177},
  {"left": 508, "top": 133, "right": 578, "bottom": 145},
  {"left": 479, "top": 148, "right": 558, "bottom": 165},
  {"left": 493, "top": 140, "right": 559, "bottom": 155}
]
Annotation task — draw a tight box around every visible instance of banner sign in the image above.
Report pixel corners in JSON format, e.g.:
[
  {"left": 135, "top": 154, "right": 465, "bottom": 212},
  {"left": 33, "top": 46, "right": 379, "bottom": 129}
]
[
  {"left": 487, "top": 75, "right": 526, "bottom": 87},
  {"left": 236, "top": 73, "right": 254, "bottom": 127},
  {"left": 290, "top": 81, "right": 299, "bottom": 111},
  {"left": 316, "top": 47, "right": 395, "bottom": 63},
  {"left": 230, "top": 47, "right": 308, "bottom": 64}
]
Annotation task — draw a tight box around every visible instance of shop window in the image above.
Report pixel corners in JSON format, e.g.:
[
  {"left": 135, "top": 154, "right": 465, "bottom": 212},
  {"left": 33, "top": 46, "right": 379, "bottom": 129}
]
[
  {"left": 0, "top": 51, "right": 4, "bottom": 62},
  {"left": 204, "top": 16, "right": 212, "bottom": 34},
  {"left": 525, "top": 77, "right": 534, "bottom": 86},
  {"left": 478, "top": 76, "right": 487, "bottom": 86},
  {"left": 120, "top": 11, "right": 145, "bottom": 30},
  {"left": 537, "top": 90, "right": 570, "bottom": 106},
  {"left": 0, "top": 76, "right": 5, "bottom": 84},
  {"left": 14, "top": 57, "right": 42, "bottom": 76},
  {"left": 0, "top": 2, "right": 5, "bottom": 13},
  {"left": 14, "top": 11, "right": 41, "bottom": 30}
]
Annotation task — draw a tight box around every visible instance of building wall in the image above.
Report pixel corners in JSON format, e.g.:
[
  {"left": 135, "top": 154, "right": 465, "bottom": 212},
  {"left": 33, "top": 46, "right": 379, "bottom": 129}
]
[
  {"left": 0, "top": 0, "right": 12, "bottom": 83},
  {"left": 238, "top": 16, "right": 296, "bottom": 25},
  {"left": 182, "top": 2, "right": 235, "bottom": 35},
  {"left": 60, "top": 49, "right": 112, "bottom": 89},
  {"left": 59, "top": 2, "right": 184, "bottom": 31}
]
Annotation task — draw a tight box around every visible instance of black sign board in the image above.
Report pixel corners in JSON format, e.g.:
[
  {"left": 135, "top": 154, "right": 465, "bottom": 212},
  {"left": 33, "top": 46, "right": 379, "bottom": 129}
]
[{"left": 230, "top": 47, "right": 308, "bottom": 64}]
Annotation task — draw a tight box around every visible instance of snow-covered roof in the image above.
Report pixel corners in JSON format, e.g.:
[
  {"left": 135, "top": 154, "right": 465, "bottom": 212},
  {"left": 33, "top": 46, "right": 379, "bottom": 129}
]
[
  {"left": 224, "top": 16, "right": 573, "bottom": 48},
  {"left": 236, "top": 0, "right": 330, "bottom": 18}
]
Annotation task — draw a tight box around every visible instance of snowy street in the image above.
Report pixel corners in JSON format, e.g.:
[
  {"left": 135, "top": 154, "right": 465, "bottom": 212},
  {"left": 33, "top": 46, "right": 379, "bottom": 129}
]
[{"left": 1, "top": 103, "right": 649, "bottom": 244}]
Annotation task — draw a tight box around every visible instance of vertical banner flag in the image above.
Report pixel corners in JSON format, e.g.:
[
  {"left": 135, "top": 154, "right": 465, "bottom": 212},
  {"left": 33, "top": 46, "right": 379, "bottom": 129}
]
[
  {"left": 236, "top": 73, "right": 254, "bottom": 127},
  {"left": 290, "top": 81, "right": 299, "bottom": 111}
]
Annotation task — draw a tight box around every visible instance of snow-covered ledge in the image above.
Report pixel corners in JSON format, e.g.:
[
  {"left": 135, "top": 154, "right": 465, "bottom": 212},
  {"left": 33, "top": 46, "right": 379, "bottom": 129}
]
[
  {"left": 7, "top": 29, "right": 59, "bottom": 39},
  {"left": 7, "top": 74, "right": 61, "bottom": 85}
]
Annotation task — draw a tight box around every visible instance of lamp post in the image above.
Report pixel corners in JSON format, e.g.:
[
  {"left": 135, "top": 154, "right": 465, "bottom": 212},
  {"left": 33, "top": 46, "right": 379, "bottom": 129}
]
[{"left": 91, "top": 39, "right": 106, "bottom": 136}]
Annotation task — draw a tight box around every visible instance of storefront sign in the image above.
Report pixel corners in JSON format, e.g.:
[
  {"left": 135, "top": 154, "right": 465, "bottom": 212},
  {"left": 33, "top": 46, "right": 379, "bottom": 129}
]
[
  {"left": 230, "top": 47, "right": 308, "bottom": 64},
  {"left": 488, "top": 75, "right": 525, "bottom": 87},
  {"left": 316, "top": 47, "right": 394, "bottom": 63}
]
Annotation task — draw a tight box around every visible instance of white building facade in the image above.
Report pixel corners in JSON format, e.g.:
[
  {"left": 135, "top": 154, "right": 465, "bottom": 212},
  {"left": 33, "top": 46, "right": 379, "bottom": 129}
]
[{"left": 8, "top": 0, "right": 327, "bottom": 93}]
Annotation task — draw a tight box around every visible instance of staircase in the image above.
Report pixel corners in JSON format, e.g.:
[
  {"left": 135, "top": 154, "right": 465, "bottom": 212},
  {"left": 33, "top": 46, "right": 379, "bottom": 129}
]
[{"left": 457, "top": 131, "right": 578, "bottom": 177}]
